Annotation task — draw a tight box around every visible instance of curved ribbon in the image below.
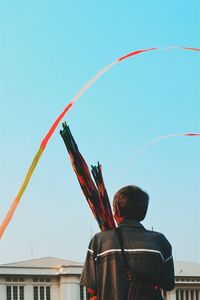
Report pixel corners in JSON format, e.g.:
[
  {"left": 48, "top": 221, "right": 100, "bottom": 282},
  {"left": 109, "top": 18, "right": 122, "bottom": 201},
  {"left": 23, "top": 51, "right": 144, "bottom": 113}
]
[
  {"left": 0, "top": 46, "right": 199, "bottom": 238},
  {"left": 117, "top": 133, "right": 200, "bottom": 180},
  {"left": 136, "top": 133, "right": 200, "bottom": 155}
]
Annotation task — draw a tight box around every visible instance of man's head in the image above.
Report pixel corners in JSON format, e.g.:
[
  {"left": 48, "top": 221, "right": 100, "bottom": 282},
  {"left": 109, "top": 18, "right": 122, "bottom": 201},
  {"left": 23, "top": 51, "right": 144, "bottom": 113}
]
[{"left": 113, "top": 185, "right": 149, "bottom": 223}]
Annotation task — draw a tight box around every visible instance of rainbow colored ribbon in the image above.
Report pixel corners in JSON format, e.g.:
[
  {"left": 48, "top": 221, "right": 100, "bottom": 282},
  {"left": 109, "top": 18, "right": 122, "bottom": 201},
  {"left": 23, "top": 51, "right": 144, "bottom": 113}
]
[{"left": 0, "top": 46, "right": 199, "bottom": 238}]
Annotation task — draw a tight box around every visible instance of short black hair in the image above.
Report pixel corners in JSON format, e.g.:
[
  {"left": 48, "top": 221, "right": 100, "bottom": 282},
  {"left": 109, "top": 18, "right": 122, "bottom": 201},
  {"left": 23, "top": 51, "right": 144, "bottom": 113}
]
[{"left": 113, "top": 185, "right": 149, "bottom": 221}]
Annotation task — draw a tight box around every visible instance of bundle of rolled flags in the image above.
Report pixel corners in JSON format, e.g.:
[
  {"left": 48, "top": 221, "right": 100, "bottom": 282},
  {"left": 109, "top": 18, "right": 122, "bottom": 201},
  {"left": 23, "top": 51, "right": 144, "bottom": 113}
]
[{"left": 60, "top": 122, "right": 116, "bottom": 231}]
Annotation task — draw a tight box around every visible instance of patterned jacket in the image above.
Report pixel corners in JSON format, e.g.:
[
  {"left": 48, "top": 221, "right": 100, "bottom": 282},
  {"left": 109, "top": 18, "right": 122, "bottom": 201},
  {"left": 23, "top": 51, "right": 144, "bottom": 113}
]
[{"left": 80, "top": 220, "right": 175, "bottom": 300}]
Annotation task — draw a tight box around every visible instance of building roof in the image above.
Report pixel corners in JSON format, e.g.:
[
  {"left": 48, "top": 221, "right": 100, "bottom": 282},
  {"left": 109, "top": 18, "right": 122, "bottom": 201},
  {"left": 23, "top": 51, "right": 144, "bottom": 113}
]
[
  {"left": 0, "top": 257, "right": 82, "bottom": 268},
  {"left": 0, "top": 257, "right": 83, "bottom": 276},
  {"left": 174, "top": 261, "right": 200, "bottom": 277}
]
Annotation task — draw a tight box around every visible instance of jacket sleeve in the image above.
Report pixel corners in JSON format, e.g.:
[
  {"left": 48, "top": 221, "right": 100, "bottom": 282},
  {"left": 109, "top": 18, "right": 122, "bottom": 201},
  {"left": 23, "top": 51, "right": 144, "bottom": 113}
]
[
  {"left": 80, "top": 236, "right": 97, "bottom": 290},
  {"left": 159, "top": 241, "right": 175, "bottom": 291}
]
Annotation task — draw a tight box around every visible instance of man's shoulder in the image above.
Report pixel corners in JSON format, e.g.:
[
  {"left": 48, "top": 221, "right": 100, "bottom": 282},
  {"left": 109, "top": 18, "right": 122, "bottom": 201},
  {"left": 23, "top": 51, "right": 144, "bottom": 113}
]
[
  {"left": 144, "top": 228, "right": 172, "bottom": 249},
  {"left": 88, "top": 229, "right": 118, "bottom": 253},
  {"left": 93, "top": 228, "right": 116, "bottom": 241},
  {"left": 145, "top": 228, "right": 165, "bottom": 238}
]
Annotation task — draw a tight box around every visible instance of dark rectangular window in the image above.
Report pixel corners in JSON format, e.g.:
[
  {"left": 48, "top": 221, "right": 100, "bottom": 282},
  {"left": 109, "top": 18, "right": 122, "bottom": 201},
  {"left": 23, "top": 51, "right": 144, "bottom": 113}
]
[
  {"left": 6, "top": 286, "right": 12, "bottom": 300},
  {"left": 33, "top": 285, "right": 51, "bottom": 300},
  {"left": 13, "top": 286, "right": 18, "bottom": 300},
  {"left": 46, "top": 286, "right": 51, "bottom": 300},
  {"left": 19, "top": 286, "right": 24, "bottom": 300},
  {"left": 190, "top": 290, "right": 194, "bottom": 300},
  {"left": 180, "top": 290, "right": 184, "bottom": 300},
  {"left": 6, "top": 286, "right": 24, "bottom": 300},
  {"left": 195, "top": 290, "right": 199, "bottom": 300},
  {"left": 80, "top": 286, "right": 84, "bottom": 300},
  {"left": 40, "top": 286, "right": 44, "bottom": 300},
  {"left": 186, "top": 290, "right": 189, "bottom": 300},
  {"left": 191, "top": 290, "right": 194, "bottom": 300},
  {"left": 34, "top": 286, "right": 38, "bottom": 300}
]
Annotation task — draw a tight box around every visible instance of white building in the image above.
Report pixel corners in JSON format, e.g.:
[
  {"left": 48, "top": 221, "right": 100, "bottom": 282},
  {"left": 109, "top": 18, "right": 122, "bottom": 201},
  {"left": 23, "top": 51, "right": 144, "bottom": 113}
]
[
  {"left": 0, "top": 257, "right": 199, "bottom": 300},
  {"left": 172, "top": 261, "right": 200, "bottom": 300},
  {"left": 0, "top": 257, "right": 86, "bottom": 300}
]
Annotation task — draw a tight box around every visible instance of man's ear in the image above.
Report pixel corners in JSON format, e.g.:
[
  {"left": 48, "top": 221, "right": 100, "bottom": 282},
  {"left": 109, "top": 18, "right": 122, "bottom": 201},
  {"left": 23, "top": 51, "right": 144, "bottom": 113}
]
[
  {"left": 114, "top": 204, "right": 121, "bottom": 217},
  {"left": 113, "top": 204, "right": 124, "bottom": 225}
]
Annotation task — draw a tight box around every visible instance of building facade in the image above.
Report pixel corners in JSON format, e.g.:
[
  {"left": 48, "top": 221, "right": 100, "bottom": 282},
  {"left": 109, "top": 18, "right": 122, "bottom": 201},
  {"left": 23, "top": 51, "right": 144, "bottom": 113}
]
[
  {"left": 0, "top": 257, "right": 87, "bottom": 300},
  {"left": 0, "top": 257, "right": 199, "bottom": 300}
]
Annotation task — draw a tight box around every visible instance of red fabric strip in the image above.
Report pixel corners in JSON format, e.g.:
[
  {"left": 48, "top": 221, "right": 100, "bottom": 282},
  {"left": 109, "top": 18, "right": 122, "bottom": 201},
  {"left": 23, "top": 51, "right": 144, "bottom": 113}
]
[
  {"left": 182, "top": 47, "right": 200, "bottom": 52},
  {"left": 41, "top": 102, "right": 73, "bottom": 149},
  {"left": 183, "top": 133, "right": 200, "bottom": 136},
  {"left": 118, "top": 48, "right": 157, "bottom": 61}
]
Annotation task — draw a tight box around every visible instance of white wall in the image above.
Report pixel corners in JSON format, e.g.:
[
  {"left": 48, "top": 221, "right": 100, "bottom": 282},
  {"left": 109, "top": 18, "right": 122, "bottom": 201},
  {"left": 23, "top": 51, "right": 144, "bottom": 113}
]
[
  {"left": 59, "top": 275, "right": 80, "bottom": 300},
  {"left": 166, "top": 290, "right": 176, "bottom": 300},
  {"left": 0, "top": 283, "right": 6, "bottom": 300},
  {"left": 51, "top": 284, "right": 59, "bottom": 300},
  {"left": 25, "top": 284, "right": 33, "bottom": 300}
]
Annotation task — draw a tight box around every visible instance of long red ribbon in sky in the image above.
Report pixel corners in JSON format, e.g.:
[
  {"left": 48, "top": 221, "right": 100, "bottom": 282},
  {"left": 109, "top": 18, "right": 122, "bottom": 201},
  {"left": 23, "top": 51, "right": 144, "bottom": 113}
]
[{"left": 0, "top": 46, "right": 199, "bottom": 238}]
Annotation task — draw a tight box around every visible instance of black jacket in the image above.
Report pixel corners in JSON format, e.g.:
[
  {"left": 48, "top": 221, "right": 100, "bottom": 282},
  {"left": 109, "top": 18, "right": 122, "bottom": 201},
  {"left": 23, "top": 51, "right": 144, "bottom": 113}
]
[{"left": 80, "top": 220, "right": 175, "bottom": 300}]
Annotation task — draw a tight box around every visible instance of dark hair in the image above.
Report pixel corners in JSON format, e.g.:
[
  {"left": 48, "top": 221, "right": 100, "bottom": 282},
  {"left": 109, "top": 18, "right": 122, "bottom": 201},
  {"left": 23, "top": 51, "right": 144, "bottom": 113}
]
[{"left": 113, "top": 185, "right": 149, "bottom": 221}]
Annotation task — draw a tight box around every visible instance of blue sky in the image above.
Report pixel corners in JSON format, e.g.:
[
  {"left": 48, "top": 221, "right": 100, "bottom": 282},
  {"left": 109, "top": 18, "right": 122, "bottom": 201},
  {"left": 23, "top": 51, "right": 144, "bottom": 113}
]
[{"left": 0, "top": 0, "right": 199, "bottom": 264}]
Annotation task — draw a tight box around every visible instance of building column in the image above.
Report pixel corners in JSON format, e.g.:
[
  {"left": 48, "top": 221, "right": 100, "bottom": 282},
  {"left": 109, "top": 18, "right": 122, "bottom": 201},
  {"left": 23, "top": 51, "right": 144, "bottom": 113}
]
[
  {"left": 51, "top": 284, "right": 59, "bottom": 300},
  {"left": 25, "top": 284, "right": 34, "bottom": 300},
  {"left": 59, "top": 275, "right": 80, "bottom": 300},
  {"left": 167, "top": 290, "right": 176, "bottom": 300},
  {"left": 0, "top": 284, "right": 6, "bottom": 300}
]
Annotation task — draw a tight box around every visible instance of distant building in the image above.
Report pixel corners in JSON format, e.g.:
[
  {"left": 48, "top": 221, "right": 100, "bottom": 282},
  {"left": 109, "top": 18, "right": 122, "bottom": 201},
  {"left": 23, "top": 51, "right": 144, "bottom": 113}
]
[
  {"left": 0, "top": 257, "right": 199, "bottom": 300},
  {"left": 0, "top": 257, "right": 87, "bottom": 300},
  {"left": 171, "top": 261, "right": 200, "bottom": 300}
]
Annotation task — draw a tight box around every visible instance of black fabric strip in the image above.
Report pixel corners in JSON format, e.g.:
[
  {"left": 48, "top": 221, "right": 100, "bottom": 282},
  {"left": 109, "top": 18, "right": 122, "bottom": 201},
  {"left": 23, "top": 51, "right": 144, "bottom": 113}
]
[{"left": 115, "top": 227, "right": 130, "bottom": 271}]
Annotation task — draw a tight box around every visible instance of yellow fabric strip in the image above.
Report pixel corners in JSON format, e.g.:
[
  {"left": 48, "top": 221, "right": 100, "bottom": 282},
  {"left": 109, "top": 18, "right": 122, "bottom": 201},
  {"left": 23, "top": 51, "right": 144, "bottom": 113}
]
[
  {"left": 0, "top": 147, "right": 44, "bottom": 238},
  {"left": 16, "top": 147, "right": 44, "bottom": 200}
]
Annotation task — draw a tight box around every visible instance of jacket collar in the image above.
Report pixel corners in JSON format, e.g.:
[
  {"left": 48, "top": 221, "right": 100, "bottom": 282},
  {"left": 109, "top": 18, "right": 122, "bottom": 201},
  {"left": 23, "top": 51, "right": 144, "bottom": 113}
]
[{"left": 118, "top": 219, "right": 144, "bottom": 229}]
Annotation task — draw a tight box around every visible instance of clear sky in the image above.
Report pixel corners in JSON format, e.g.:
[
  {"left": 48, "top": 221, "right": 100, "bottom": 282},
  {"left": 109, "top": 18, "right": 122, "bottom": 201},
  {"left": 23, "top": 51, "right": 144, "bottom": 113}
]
[{"left": 0, "top": 0, "right": 199, "bottom": 265}]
